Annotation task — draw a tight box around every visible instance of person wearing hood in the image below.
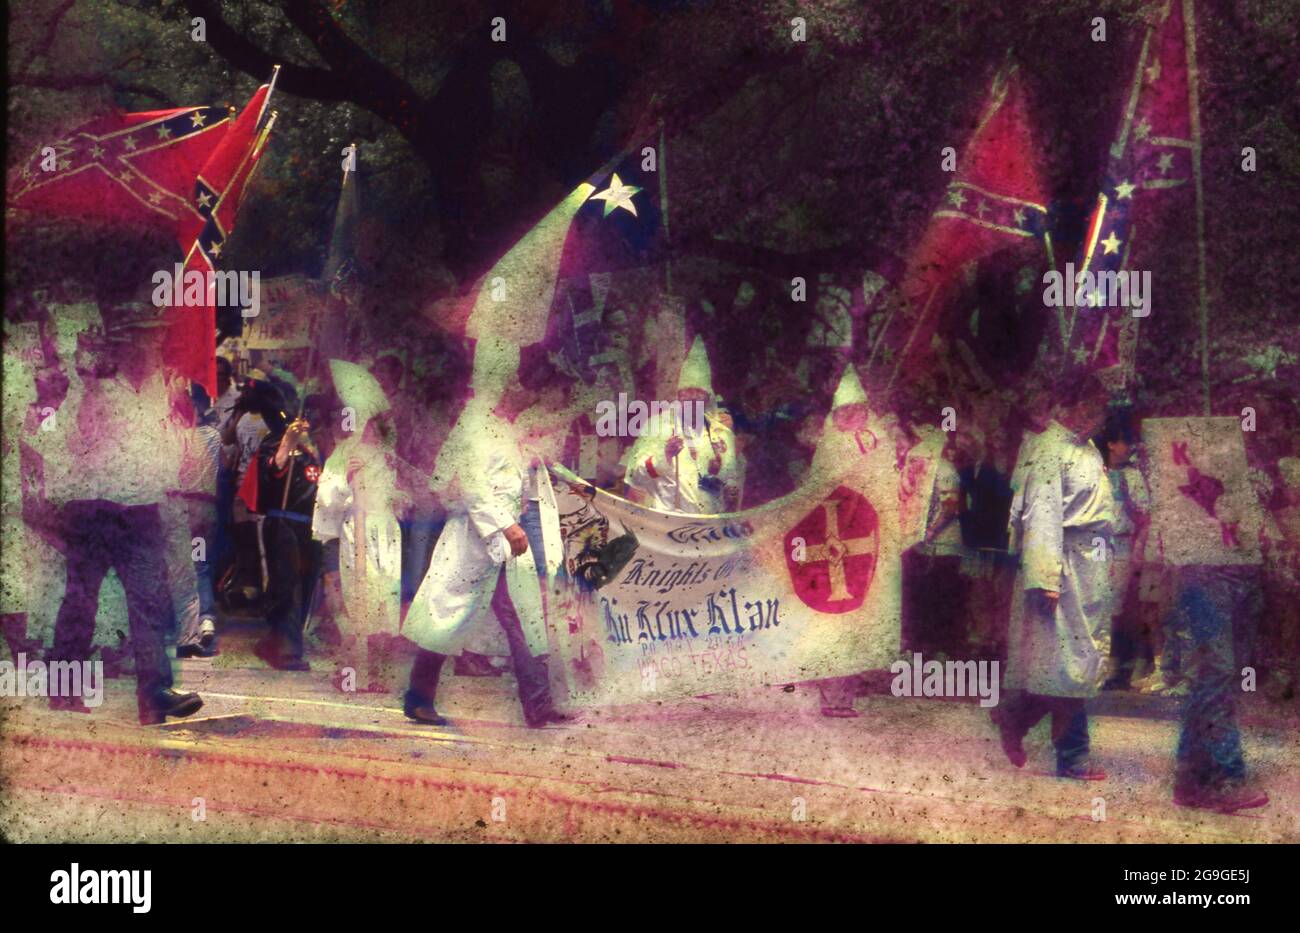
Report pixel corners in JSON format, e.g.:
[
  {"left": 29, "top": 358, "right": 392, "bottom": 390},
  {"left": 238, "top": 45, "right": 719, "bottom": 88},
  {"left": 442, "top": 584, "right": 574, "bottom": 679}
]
[
  {"left": 401, "top": 337, "right": 568, "bottom": 728},
  {"left": 623, "top": 336, "right": 743, "bottom": 514},
  {"left": 312, "top": 360, "right": 406, "bottom": 691},
  {"left": 458, "top": 379, "right": 568, "bottom": 674},
  {"left": 236, "top": 378, "right": 321, "bottom": 671},
  {"left": 805, "top": 365, "right": 900, "bottom": 717}
]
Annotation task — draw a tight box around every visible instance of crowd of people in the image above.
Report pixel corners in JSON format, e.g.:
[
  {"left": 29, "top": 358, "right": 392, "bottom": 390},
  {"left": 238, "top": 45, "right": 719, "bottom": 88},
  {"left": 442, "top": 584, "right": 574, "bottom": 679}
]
[{"left": 2, "top": 287, "right": 1297, "bottom": 818}]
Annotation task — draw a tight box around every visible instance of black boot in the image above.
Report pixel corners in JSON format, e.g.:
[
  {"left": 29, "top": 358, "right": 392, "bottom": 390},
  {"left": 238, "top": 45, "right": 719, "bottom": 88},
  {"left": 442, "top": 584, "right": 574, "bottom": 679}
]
[
  {"left": 517, "top": 654, "right": 571, "bottom": 728},
  {"left": 139, "top": 688, "right": 204, "bottom": 725},
  {"left": 404, "top": 649, "right": 448, "bottom": 725}
]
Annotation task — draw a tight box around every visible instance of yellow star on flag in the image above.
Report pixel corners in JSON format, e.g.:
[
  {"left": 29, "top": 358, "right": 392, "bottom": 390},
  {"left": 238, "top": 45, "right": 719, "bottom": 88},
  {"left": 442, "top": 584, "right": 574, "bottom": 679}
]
[
  {"left": 1114, "top": 180, "right": 1136, "bottom": 199},
  {"left": 1157, "top": 152, "right": 1174, "bottom": 174},
  {"left": 190, "top": 110, "right": 207, "bottom": 128},
  {"left": 588, "top": 173, "right": 642, "bottom": 217},
  {"left": 197, "top": 191, "right": 213, "bottom": 208},
  {"left": 89, "top": 143, "right": 105, "bottom": 160},
  {"left": 122, "top": 135, "right": 137, "bottom": 151},
  {"left": 1101, "top": 231, "right": 1121, "bottom": 255},
  {"left": 157, "top": 125, "right": 172, "bottom": 140}
]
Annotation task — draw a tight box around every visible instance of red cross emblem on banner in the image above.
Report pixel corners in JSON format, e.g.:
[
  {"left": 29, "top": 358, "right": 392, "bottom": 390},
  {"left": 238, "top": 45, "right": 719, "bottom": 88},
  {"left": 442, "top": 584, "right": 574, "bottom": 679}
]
[{"left": 784, "top": 486, "right": 879, "bottom": 614}]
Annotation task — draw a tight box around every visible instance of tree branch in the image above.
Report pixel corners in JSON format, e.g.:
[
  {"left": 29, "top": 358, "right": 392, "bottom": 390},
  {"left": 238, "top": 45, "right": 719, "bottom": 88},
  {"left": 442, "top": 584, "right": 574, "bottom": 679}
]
[
  {"left": 19, "top": 0, "right": 77, "bottom": 75},
  {"left": 12, "top": 71, "right": 177, "bottom": 106},
  {"left": 184, "top": 0, "right": 352, "bottom": 101}
]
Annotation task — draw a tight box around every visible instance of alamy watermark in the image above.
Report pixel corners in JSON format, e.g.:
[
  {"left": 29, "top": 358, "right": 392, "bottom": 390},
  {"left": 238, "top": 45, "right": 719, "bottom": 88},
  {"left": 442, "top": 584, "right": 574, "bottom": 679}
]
[
  {"left": 152, "top": 264, "right": 261, "bottom": 318},
  {"left": 1042, "top": 263, "right": 1151, "bottom": 318},
  {"left": 595, "top": 393, "right": 706, "bottom": 438},
  {"left": 0, "top": 653, "right": 104, "bottom": 707},
  {"left": 50, "top": 863, "right": 151, "bottom": 913},
  {"left": 889, "top": 652, "right": 1000, "bottom": 708}
]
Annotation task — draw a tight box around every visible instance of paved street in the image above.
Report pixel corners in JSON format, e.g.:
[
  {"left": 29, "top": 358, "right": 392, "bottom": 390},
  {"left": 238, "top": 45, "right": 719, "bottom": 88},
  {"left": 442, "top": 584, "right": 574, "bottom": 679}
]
[{"left": 2, "top": 638, "right": 1297, "bottom": 843}]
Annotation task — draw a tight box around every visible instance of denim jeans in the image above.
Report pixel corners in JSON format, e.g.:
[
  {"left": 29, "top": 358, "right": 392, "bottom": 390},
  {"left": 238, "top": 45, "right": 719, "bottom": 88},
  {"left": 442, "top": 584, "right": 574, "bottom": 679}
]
[
  {"left": 191, "top": 499, "right": 217, "bottom": 620},
  {"left": 519, "top": 500, "right": 547, "bottom": 578},
  {"left": 49, "top": 500, "right": 175, "bottom": 710},
  {"left": 400, "top": 508, "right": 446, "bottom": 606},
  {"left": 1171, "top": 565, "right": 1258, "bottom": 788},
  {"left": 177, "top": 498, "right": 218, "bottom": 648}
]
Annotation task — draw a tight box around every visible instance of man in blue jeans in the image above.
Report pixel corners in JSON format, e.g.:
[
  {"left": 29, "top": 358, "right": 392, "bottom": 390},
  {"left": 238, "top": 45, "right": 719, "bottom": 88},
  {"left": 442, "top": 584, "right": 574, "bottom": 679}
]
[
  {"left": 31, "top": 316, "right": 203, "bottom": 724},
  {"left": 1169, "top": 564, "right": 1269, "bottom": 813},
  {"left": 177, "top": 384, "right": 223, "bottom": 658}
]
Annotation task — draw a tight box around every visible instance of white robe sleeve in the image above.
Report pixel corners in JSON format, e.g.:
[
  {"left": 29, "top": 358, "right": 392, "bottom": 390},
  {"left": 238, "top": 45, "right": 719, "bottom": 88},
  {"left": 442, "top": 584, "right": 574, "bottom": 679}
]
[
  {"left": 714, "top": 421, "right": 744, "bottom": 510},
  {"left": 465, "top": 446, "right": 521, "bottom": 539},
  {"left": 1017, "top": 450, "right": 1066, "bottom": 593},
  {"left": 624, "top": 433, "right": 667, "bottom": 500},
  {"left": 312, "top": 457, "right": 352, "bottom": 543}
]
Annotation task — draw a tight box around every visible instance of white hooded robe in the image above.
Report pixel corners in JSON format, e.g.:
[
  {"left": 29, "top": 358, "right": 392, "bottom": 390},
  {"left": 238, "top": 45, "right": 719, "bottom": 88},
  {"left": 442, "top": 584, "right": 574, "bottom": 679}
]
[
  {"left": 402, "top": 400, "right": 548, "bottom": 656},
  {"left": 1005, "top": 420, "right": 1115, "bottom": 697},
  {"left": 312, "top": 439, "right": 404, "bottom": 636}
]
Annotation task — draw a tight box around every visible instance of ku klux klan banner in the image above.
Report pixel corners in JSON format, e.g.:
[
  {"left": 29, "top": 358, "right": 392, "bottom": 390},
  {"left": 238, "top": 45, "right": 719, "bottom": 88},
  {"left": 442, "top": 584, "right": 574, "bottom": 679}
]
[{"left": 547, "top": 429, "right": 901, "bottom": 706}]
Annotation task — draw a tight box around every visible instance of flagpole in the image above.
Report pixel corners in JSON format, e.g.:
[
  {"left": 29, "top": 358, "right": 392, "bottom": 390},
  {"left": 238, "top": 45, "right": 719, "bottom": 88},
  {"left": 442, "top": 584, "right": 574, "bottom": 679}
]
[
  {"left": 659, "top": 119, "right": 671, "bottom": 297},
  {"left": 1043, "top": 230, "right": 1074, "bottom": 352},
  {"left": 884, "top": 286, "right": 939, "bottom": 394},
  {"left": 235, "top": 110, "right": 277, "bottom": 216},
  {"left": 280, "top": 111, "right": 335, "bottom": 512},
  {"left": 1184, "top": 0, "right": 1211, "bottom": 415},
  {"left": 881, "top": 59, "right": 1014, "bottom": 397},
  {"left": 656, "top": 116, "right": 689, "bottom": 409},
  {"left": 1061, "top": 21, "right": 1152, "bottom": 365},
  {"left": 258, "top": 64, "right": 280, "bottom": 130},
  {"left": 863, "top": 295, "right": 901, "bottom": 376}
]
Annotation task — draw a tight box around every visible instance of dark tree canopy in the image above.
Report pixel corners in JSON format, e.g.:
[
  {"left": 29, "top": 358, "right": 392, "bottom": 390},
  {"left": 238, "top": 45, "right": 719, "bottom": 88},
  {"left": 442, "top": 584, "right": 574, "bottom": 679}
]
[{"left": 8, "top": 0, "right": 1299, "bottom": 424}]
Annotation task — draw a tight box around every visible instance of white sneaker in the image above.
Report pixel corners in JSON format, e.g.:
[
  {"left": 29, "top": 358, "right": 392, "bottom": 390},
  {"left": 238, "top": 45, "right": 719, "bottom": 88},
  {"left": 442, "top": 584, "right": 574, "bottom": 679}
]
[{"left": 1149, "top": 678, "right": 1189, "bottom": 698}]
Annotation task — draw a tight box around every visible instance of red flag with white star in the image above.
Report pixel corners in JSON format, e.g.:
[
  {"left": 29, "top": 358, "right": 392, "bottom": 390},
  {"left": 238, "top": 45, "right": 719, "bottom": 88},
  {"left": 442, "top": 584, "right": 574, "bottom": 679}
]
[
  {"left": 163, "top": 85, "right": 275, "bottom": 397},
  {"left": 7, "top": 105, "right": 231, "bottom": 230}
]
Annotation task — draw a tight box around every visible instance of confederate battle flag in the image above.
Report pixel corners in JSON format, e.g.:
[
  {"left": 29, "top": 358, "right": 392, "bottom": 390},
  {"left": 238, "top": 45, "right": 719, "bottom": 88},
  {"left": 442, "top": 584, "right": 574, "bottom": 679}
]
[
  {"left": 1067, "top": 0, "right": 1201, "bottom": 377},
  {"left": 877, "top": 61, "right": 1051, "bottom": 390},
  {"left": 8, "top": 104, "right": 231, "bottom": 230},
  {"left": 164, "top": 84, "right": 276, "bottom": 397}
]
